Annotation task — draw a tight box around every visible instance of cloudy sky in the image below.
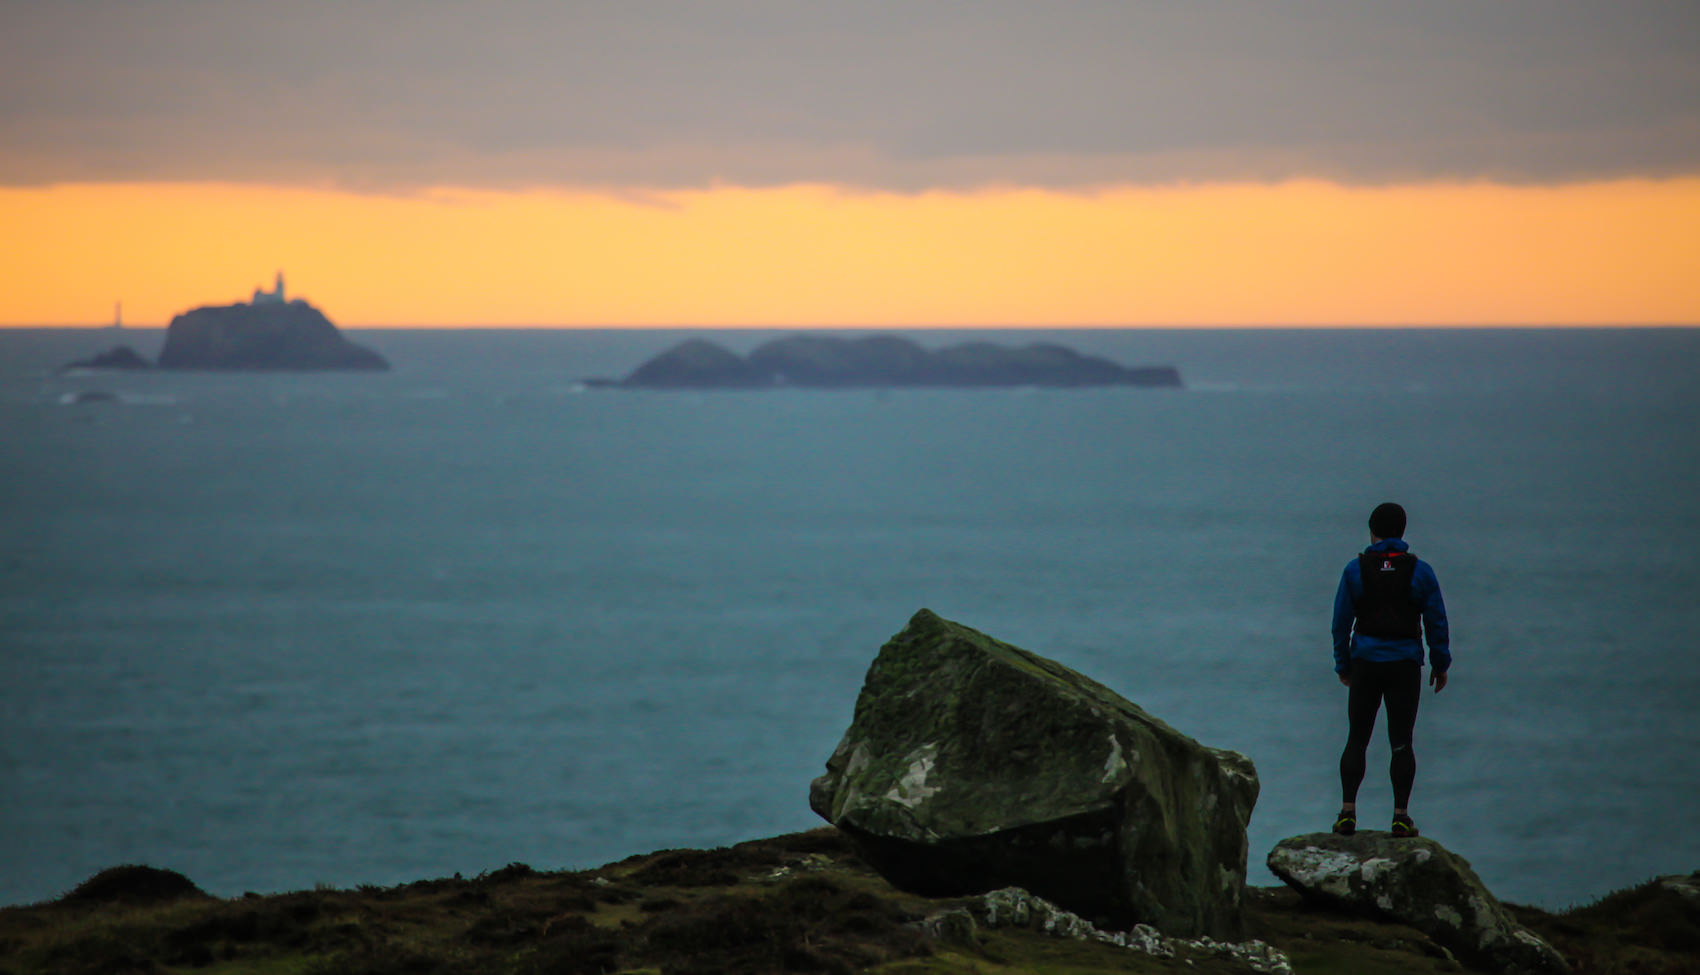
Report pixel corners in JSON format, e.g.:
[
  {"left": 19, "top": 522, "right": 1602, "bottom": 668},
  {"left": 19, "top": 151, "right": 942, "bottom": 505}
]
[{"left": 3, "top": 1, "right": 1697, "bottom": 325}]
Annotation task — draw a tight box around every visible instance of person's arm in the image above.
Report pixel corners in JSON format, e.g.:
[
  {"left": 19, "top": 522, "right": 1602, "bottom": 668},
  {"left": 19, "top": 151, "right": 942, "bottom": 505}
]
[
  {"left": 1417, "top": 562, "right": 1450, "bottom": 692},
  {"left": 1332, "top": 563, "right": 1357, "bottom": 683}
]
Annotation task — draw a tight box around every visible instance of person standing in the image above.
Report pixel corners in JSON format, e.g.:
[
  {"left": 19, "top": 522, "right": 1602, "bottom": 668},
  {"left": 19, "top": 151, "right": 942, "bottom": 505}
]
[{"left": 1331, "top": 502, "right": 1450, "bottom": 838}]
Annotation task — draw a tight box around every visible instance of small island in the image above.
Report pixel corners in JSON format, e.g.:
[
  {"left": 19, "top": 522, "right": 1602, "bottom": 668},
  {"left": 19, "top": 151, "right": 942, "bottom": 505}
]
[
  {"left": 598, "top": 334, "right": 1181, "bottom": 389},
  {"left": 60, "top": 345, "right": 153, "bottom": 372},
  {"left": 58, "top": 275, "right": 389, "bottom": 373},
  {"left": 155, "top": 273, "right": 389, "bottom": 372}
]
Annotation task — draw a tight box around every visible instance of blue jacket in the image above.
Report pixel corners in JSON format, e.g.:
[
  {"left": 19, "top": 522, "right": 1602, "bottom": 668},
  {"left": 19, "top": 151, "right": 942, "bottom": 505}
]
[{"left": 1332, "top": 538, "right": 1450, "bottom": 675}]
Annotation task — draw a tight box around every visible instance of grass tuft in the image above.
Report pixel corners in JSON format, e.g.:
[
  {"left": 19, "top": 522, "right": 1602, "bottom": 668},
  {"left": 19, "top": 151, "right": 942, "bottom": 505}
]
[{"left": 1509, "top": 873, "right": 1700, "bottom": 975}]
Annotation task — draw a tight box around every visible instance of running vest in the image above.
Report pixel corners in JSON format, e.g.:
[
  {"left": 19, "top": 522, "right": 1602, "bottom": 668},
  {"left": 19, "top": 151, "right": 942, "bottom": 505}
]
[{"left": 1355, "top": 550, "right": 1422, "bottom": 640}]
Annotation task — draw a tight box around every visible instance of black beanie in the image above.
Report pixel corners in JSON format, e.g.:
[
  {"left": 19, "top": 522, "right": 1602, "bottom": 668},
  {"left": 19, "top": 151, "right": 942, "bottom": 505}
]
[{"left": 1369, "top": 502, "right": 1407, "bottom": 539}]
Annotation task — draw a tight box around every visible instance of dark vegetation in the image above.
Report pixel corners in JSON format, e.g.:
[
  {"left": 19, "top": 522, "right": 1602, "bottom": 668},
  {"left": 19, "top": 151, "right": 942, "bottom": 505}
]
[
  {"left": 1, "top": 829, "right": 1693, "bottom": 975},
  {"left": 1506, "top": 879, "right": 1700, "bottom": 975}
]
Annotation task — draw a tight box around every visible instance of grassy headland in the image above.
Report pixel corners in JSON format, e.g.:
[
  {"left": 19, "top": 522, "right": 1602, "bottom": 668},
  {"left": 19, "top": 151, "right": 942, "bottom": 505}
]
[{"left": 1, "top": 828, "right": 1692, "bottom": 975}]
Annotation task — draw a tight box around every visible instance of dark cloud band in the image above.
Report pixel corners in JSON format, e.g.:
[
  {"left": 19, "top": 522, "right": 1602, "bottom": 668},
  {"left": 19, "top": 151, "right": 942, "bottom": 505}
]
[{"left": 3, "top": 0, "right": 1696, "bottom": 189}]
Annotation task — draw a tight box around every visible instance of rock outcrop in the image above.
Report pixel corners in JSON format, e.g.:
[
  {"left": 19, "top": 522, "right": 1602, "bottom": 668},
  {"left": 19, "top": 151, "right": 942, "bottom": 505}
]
[
  {"left": 61, "top": 345, "right": 153, "bottom": 371},
  {"left": 157, "top": 300, "right": 388, "bottom": 371},
  {"left": 1267, "top": 833, "right": 1569, "bottom": 974},
  {"left": 934, "top": 887, "right": 1294, "bottom": 973},
  {"left": 747, "top": 334, "right": 932, "bottom": 387},
  {"left": 1656, "top": 870, "right": 1700, "bottom": 903},
  {"left": 617, "top": 335, "right": 1182, "bottom": 389},
  {"left": 809, "top": 609, "right": 1258, "bottom": 938},
  {"left": 620, "top": 337, "right": 768, "bottom": 388}
]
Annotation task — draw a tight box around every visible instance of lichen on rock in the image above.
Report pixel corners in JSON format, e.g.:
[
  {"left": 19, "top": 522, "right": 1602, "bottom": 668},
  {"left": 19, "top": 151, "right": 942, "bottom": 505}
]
[
  {"left": 810, "top": 608, "right": 1259, "bottom": 938},
  {"left": 1267, "top": 832, "right": 1571, "bottom": 974},
  {"left": 950, "top": 886, "right": 1293, "bottom": 974}
]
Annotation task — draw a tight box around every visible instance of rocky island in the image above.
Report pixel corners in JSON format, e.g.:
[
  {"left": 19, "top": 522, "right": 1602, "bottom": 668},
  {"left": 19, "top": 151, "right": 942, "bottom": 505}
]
[
  {"left": 59, "top": 345, "right": 153, "bottom": 372},
  {"left": 599, "top": 334, "right": 1182, "bottom": 389},
  {"left": 58, "top": 275, "right": 389, "bottom": 373},
  {"left": 157, "top": 273, "right": 387, "bottom": 371},
  {"left": 158, "top": 304, "right": 387, "bottom": 371}
]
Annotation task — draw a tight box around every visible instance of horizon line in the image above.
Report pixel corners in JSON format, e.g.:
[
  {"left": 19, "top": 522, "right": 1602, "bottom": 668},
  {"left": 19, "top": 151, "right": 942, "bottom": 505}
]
[{"left": 7, "top": 321, "right": 1698, "bottom": 331}]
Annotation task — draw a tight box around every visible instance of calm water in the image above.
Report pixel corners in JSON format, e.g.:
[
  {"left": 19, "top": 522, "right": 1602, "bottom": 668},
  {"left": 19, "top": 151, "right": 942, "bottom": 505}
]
[{"left": 2, "top": 326, "right": 1696, "bottom": 910}]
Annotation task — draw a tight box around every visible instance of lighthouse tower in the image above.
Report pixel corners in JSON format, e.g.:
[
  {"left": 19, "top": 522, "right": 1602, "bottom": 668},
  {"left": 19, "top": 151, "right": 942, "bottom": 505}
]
[{"left": 251, "top": 271, "right": 286, "bottom": 305}]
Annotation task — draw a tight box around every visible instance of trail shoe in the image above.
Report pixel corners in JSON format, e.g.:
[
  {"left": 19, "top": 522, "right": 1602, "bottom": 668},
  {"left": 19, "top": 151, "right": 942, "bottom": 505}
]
[
  {"left": 1390, "top": 814, "right": 1420, "bottom": 838},
  {"left": 1331, "top": 810, "right": 1356, "bottom": 835}
]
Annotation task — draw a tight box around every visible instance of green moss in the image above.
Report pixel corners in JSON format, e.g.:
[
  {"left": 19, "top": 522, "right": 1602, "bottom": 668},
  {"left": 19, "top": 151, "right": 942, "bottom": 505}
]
[{"left": 814, "top": 609, "right": 1259, "bottom": 938}]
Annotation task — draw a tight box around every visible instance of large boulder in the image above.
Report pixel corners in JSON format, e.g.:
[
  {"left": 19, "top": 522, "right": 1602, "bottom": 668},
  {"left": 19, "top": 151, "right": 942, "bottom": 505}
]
[
  {"left": 158, "top": 300, "right": 388, "bottom": 371},
  {"left": 1267, "top": 833, "right": 1569, "bottom": 974},
  {"left": 809, "top": 609, "right": 1259, "bottom": 938}
]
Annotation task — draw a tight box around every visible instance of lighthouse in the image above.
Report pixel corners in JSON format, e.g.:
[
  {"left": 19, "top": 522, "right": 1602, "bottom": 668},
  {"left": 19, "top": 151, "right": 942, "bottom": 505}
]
[{"left": 251, "top": 271, "right": 286, "bottom": 305}]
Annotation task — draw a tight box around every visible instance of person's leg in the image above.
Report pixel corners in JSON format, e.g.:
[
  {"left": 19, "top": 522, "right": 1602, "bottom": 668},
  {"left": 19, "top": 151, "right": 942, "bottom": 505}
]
[
  {"left": 1339, "top": 661, "right": 1386, "bottom": 810},
  {"left": 1383, "top": 660, "right": 1423, "bottom": 833}
]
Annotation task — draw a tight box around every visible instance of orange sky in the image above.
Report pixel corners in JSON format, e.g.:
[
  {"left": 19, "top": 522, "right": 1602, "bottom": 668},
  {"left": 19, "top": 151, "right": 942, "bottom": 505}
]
[{"left": 3, "top": 178, "right": 1698, "bottom": 327}]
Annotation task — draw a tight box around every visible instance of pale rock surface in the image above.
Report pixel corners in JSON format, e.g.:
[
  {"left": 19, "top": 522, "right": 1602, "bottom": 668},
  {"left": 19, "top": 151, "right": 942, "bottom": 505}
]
[
  {"left": 924, "top": 886, "right": 1293, "bottom": 974},
  {"left": 1267, "top": 832, "right": 1569, "bottom": 974}
]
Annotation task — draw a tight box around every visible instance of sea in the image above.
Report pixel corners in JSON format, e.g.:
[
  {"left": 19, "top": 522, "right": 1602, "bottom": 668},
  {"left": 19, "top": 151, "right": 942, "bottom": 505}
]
[{"left": 2, "top": 326, "right": 1696, "bottom": 912}]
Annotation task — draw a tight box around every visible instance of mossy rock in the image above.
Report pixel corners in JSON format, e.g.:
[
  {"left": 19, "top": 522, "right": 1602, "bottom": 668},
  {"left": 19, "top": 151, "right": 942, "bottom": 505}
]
[{"left": 810, "top": 609, "right": 1259, "bottom": 938}]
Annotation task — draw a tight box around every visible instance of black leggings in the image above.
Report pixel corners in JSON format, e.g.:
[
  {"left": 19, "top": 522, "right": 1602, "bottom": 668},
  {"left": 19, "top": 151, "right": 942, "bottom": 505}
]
[{"left": 1340, "top": 659, "right": 1422, "bottom": 809}]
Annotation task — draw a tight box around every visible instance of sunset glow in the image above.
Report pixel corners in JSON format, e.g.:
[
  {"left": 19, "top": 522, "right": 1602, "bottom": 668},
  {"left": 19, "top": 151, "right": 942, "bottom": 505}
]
[{"left": 4, "top": 178, "right": 1698, "bottom": 327}]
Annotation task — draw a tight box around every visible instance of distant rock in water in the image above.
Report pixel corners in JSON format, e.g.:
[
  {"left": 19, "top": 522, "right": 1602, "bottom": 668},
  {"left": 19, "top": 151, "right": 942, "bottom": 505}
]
[
  {"left": 157, "top": 300, "right": 388, "bottom": 371},
  {"left": 622, "top": 337, "right": 767, "bottom": 388},
  {"left": 61, "top": 345, "right": 153, "bottom": 372},
  {"left": 614, "top": 335, "right": 1181, "bottom": 389},
  {"left": 746, "top": 334, "right": 932, "bottom": 387}
]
